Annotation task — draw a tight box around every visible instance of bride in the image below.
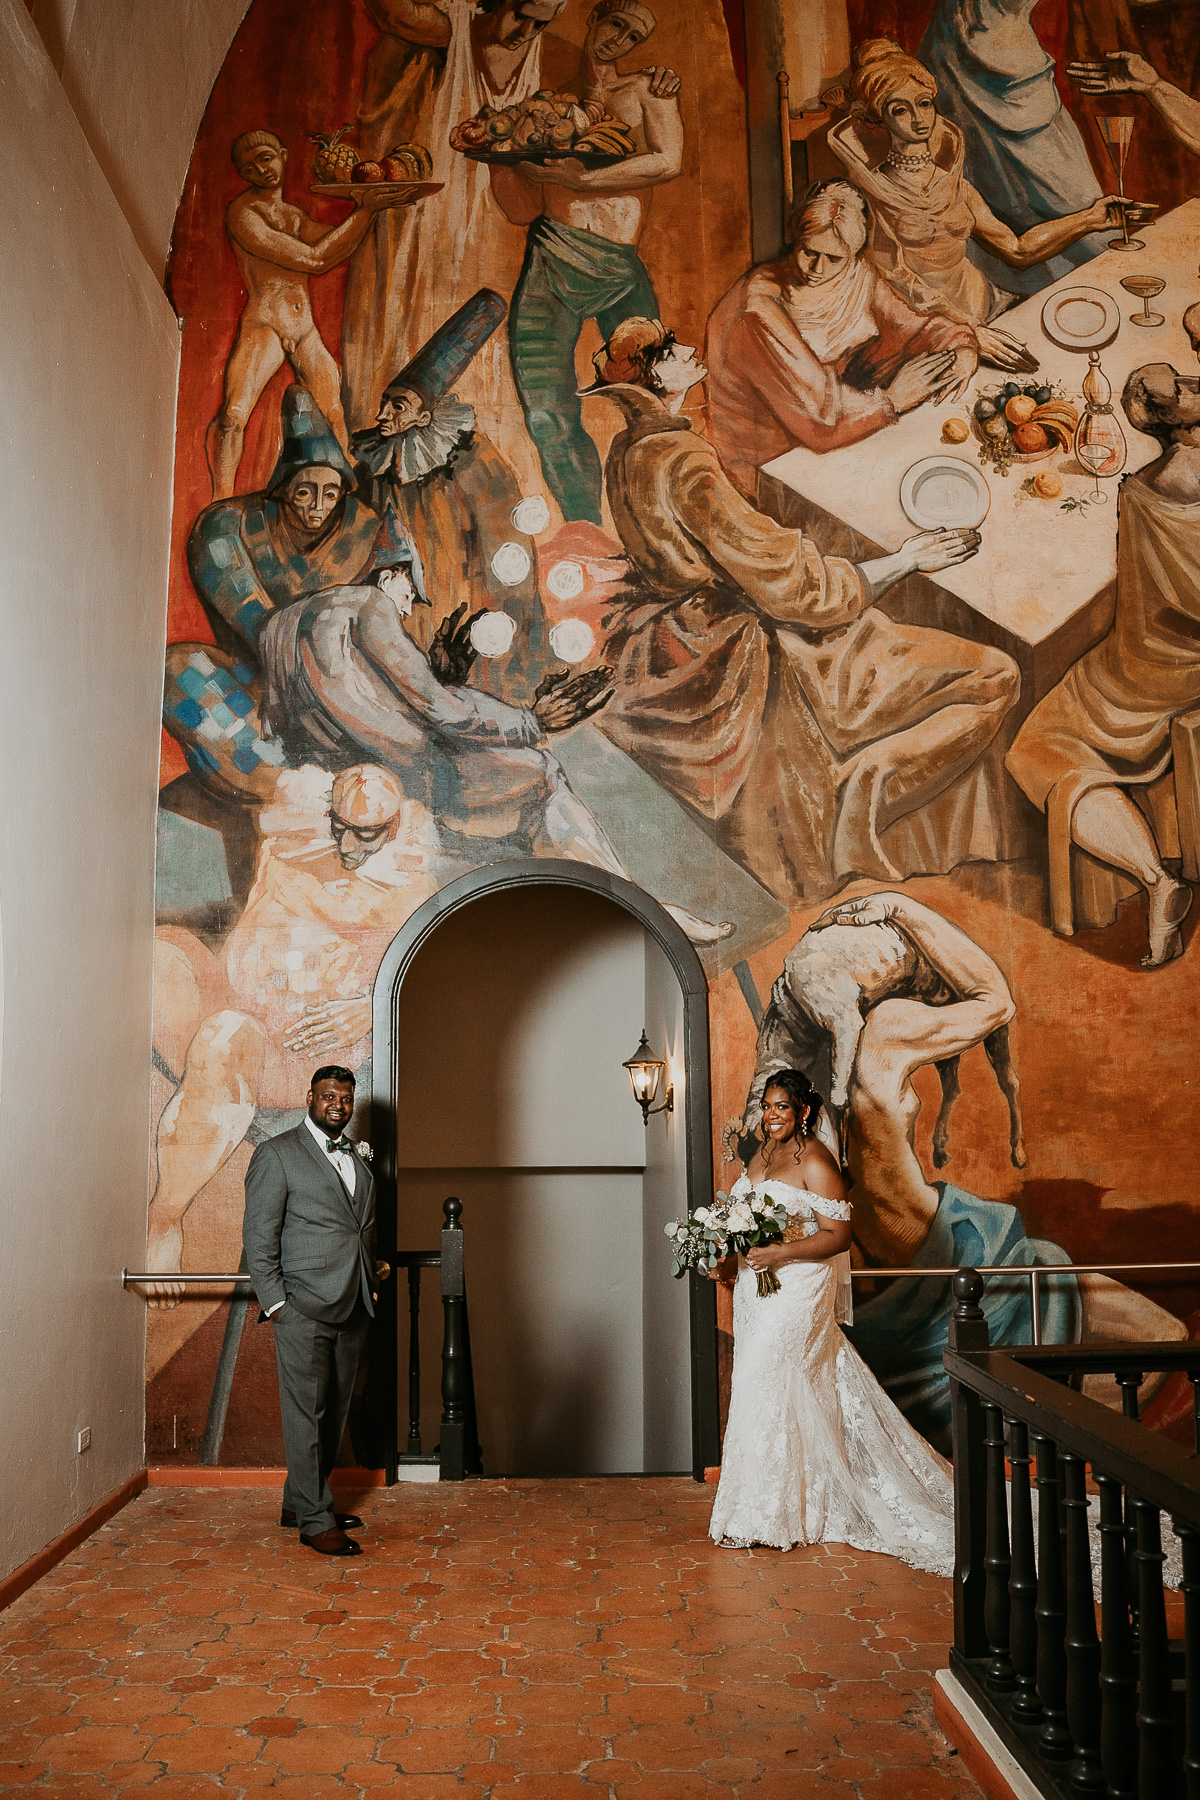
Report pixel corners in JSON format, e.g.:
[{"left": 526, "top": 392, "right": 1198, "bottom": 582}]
[{"left": 708, "top": 1068, "right": 955, "bottom": 1572}]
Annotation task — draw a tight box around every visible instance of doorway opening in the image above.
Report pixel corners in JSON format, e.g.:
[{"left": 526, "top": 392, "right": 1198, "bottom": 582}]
[{"left": 367, "top": 861, "right": 718, "bottom": 1481}]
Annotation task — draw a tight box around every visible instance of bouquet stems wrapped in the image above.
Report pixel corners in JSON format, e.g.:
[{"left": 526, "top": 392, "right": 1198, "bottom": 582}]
[{"left": 665, "top": 1189, "right": 790, "bottom": 1297}]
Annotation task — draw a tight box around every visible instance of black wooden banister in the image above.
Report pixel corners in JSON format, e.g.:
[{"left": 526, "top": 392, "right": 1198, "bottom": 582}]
[
  {"left": 944, "top": 1265, "right": 1200, "bottom": 1800},
  {"left": 394, "top": 1197, "right": 482, "bottom": 1482}
]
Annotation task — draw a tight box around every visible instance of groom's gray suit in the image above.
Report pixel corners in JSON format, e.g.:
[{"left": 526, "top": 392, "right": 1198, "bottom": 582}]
[{"left": 243, "top": 1122, "right": 376, "bottom": 1535}]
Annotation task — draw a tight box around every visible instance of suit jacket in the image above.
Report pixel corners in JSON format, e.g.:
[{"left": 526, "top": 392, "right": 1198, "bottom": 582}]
[{"left": 243, "top": 1123, "right": 377, "bottom": 1326}]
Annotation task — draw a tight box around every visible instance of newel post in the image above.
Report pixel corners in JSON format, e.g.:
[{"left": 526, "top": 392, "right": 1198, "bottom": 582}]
[
  {"left": 948, "top": 1268, "right": 990, "bottom": 1658},
  {"left": 439, "top": 1196, "right": 467, "bottom": 1481}
]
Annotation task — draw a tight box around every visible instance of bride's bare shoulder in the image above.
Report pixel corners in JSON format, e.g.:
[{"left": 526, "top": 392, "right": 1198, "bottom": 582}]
[{"left": 799, "top": 1139, "right": 847, "bottom": 1202}]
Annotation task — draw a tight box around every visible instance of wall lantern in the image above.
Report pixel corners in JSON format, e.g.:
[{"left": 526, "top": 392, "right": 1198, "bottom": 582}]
[{"left": 623, "top": 1030, "right": 674, "bottom": 1125}]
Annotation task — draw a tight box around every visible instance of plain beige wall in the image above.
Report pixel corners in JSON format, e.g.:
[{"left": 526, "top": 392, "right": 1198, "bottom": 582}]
[
  {"left": 640, "top": 933, "right": 691, "bottom": 1472},
  {"left": 0, "top": 0, "right": 177, "bottom": 1580},
  {"left": 30, "top": 0, "right": 252, "bottom": 279}
]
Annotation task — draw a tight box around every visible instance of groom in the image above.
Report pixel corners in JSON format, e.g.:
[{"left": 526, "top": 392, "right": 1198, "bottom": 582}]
[{"left": 243, "top": 1065, "right": 386, "bottom": 1556}]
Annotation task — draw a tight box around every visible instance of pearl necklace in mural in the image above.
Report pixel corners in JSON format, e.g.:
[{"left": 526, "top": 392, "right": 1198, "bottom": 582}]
[{"left": 883, "top": 147, "right": 932, "bottom": 173}]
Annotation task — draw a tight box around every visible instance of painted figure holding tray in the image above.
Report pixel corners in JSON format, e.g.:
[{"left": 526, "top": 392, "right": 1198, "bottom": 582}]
[{"left": 482, "top": 0, "right": 685, "bottom": 525}]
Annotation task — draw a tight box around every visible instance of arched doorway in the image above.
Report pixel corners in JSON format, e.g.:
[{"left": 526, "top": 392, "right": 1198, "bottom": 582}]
[{"left": 367, "top": 860, "right": 718, "bottom": 1481}]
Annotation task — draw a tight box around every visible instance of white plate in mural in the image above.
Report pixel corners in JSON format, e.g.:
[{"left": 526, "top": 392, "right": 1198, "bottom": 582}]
[
  {"left": 1040, "top": 286, "right": 1120, "bottom": 351},
  {"left": 899, "top": 457, "right": 991, "bottom": 531}
]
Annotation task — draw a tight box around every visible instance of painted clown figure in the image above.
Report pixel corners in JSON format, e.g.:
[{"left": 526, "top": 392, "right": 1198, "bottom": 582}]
[
  {"left": 351, "top": 288, "right": 549, "bottom": 698},
  {"left": 188, "top": 383, "right": 414, "bottom": 663}
]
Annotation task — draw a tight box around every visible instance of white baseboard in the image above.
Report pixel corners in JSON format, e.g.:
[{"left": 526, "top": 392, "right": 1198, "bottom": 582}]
[{"left": 934, "top": 1669, "right": 1045, "bottom": 1800}]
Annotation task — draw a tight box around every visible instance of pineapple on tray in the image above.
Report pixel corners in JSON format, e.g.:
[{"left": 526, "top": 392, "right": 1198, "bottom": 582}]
[{"left": 309, "top": 126, "right": 438, "bottom": 194}]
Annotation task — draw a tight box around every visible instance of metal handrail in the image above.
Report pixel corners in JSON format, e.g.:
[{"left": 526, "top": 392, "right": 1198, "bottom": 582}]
[
  {"left": 124, "top": 1257, "right": 1200, "bottom": 1287},
  {"left": 846, "top": 1259, "right": 1200, "bottom": 1346}
]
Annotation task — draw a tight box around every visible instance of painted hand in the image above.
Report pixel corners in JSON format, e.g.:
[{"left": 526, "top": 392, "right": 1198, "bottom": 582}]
[
  {"left": 283, "top": 996, "right": 372, "bottom": 1056},
  {"left": 1067, "top": 51, "right": 1160, "bottom": 95},
  {"left": 902, "top": 527, "right": 981, "bottom": 575},
  {"left": 646, "top": 64, "right": 682, "bottom": 97},
  {"left": 977, "top": 327, "right": 1039, "bottom": 372},
  {"left": 518, "top": 156, "right": 589, "bottom": 190},
  {"left": 532, "top": 663, "right": 615, "bottom": 732},
  {"left": 429, "top": 603, "right": 483, "bottom": 687},
  {"left": 810, "top": 892, "right": 901, "bottom": 931}
]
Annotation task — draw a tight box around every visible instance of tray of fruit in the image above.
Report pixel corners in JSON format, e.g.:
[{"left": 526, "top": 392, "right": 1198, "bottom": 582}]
[
  {"left": 450, "top": 92, "right": 637, "bottom": 166},
  {"left": 309, "top": 127, "right": 437, "bottom": 194},
  {"left": 311, "top": 179, "right": 443, "bottom": 199},
  {"left": 971, "top": 381, "right": 1079, "bottom": 477}
]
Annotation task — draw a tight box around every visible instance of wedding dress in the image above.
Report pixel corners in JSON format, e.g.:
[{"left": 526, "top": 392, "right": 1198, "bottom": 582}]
[{"left": 708, "top": 1174, "right": 956, "bottom": 1573}]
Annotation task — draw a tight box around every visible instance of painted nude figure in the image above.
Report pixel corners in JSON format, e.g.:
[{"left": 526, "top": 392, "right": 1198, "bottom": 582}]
[
  {"left": 205, "top": 130, "right": 403, "bottom": 499},
  {"left": 742, "top": 890, "right": 1185, "bottom": 1433},
  {"left": 501, "top": 0, "right": 684, "bottom": 523},
  {"left": 146, "top": 764, "right": 442, "bottom": 1305},
  {"left": 744, "top": 896, "right": 1026, "bottom": 1172}
]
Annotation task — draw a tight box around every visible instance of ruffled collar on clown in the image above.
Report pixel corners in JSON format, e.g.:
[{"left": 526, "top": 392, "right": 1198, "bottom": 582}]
[{"left": 353, "top": 395, "right": 477, "bottom": 486}]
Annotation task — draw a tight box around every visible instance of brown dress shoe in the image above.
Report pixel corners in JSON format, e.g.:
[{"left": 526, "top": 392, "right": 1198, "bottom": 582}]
[
  {"left": 281, "top": 1510, "right": 363, "bottom": 1531},
  {"left": 299, "top": 1527, "right": 362, "bottom": 1556}
]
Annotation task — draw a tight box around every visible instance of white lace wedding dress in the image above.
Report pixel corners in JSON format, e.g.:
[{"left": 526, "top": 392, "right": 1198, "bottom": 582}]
[{"left": 708, "top": 1175, "right": 956, "bottom": 1574}]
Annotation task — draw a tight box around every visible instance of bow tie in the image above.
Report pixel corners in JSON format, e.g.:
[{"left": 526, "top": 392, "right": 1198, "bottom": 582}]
[{"left": 324, "top": 1136, "right": 354, "bottom": 1156}]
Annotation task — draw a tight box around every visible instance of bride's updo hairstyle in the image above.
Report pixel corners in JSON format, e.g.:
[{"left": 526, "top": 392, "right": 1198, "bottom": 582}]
[
  {"left": 849, "top": 36, "right": 937, "bottom": 124},
  {"left": 788, "top": 180, "right": 868, "bottom": 257},
  {"left": 761, "top": 1068, "right": 823, "bottom": 1156}
]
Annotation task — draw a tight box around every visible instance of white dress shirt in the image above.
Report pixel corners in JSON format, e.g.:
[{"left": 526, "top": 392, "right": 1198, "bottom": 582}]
[
  {"left": 266, "top": 1118, "right": 358, "bottom": 1317},
  {"left": 305, "top": 1113, "right": 357, "bottom": 1193}
]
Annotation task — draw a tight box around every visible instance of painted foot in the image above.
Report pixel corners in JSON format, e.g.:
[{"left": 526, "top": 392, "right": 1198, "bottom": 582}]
[
  {"left": 1141, "top": 876, "right": 1192, "bottom": 968},
  {"left": 144, "top": 1211, "right": 185, "bottom": 1310},
  {"left": 664, "top": 904, "right": 735, "bottom": 945}
]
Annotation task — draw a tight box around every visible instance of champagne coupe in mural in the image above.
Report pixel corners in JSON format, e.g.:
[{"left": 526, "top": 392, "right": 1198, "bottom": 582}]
[
  {"left": 1073, "top": 350, "right": 1127, "bottom": 503},
  {"left": 1121, "top": 273, "right": 1166, "bottom": 327},
  {"left": 1097, "top": 114, "right": 1145, "bottom": 251}
]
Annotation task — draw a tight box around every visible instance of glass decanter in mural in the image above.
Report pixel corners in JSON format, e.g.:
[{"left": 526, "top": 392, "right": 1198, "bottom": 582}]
[{"left": 1073, "top": 351, "right": 1127, "bottom": 504}]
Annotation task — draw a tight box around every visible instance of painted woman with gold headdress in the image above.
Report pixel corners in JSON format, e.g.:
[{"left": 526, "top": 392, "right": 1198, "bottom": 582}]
[{"left": 828, "top": 38, "right": 1125, "bottom": 366}]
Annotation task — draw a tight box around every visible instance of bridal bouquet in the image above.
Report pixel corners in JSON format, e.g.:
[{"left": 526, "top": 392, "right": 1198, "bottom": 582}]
[{"left": 665, "top": 1188, "right": 791, "bottom": 1296}]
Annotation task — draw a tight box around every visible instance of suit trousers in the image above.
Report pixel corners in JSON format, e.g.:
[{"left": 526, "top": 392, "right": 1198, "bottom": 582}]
[{"left": 271, "top": 1300, "right": 369, "bottom": 1535}]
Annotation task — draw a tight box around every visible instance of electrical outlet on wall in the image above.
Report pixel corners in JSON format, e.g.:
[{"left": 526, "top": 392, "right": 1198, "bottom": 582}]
[{"left": 77, "top": 1427, "right": 91, "bottom": 1453}]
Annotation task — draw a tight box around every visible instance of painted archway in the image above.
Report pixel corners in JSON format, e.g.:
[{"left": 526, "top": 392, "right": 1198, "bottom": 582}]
[{"left": 367, "top": 858, "right": 719, "bottom": 1482}]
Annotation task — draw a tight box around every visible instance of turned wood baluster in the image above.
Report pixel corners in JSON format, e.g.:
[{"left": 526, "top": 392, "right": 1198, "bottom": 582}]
[
  {"left": 1176, "top": 1515, "right": 1200, "bottom": 1800},
  {"left": 1134, "top": 1496, "right": 1174, "bottom": 1793},
  {"left": 983, "top": 1402, "right": 1015, "bottom": 1690},
  {"left": 1095, "top": 1469, "right": 1138, "bottom": 1800},
  {"left": 949, "top": 1269, "right": 989, "bottom": 1659},
  {"left": 1061, "top": 1450, "right": 1104, "bottom": 1793},
  {"left": 1035, "top": 1434, "right": 1073, "bottom": 1759},
  {"left": 1007, "top": 1418, "right": 1042, "bottom": 1723},
  {"left": 1117, "top": 1371, "right": 1143, "bottom": 1644},
  {"left": 406, "top": 1263, "right": 423, "bottom": 1455},
  {"left": 439, "top": 1197, "right": 467, "bottom": 1481}
]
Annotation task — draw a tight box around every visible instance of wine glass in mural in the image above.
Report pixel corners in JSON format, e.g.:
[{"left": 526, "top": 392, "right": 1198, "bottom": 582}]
[
  {"left": 1096, "top": 115, "right": 1146, "bottom": 251},
  {"left": 1121, "top": 273, "right": 1166, "bottom": 328}
]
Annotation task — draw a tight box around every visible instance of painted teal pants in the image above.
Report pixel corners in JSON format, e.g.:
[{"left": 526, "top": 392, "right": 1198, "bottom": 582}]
[{"left": 509, "top": 215, "right": 659, "bottom": 526}]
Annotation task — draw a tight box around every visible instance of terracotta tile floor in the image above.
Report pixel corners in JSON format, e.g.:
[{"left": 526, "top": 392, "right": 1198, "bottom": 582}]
[{"left": 0, "top": 1480, "right": 980, "bottom": 1797}]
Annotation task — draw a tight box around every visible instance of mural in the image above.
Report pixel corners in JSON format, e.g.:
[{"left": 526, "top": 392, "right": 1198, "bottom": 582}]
[{"left": 150, "top": 0, "right": 1200, "bottom": 1464}]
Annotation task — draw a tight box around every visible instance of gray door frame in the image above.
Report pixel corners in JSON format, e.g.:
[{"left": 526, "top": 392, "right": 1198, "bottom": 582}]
[{"left": 367, "top": 858, "right": 719, "bottom": 1481}]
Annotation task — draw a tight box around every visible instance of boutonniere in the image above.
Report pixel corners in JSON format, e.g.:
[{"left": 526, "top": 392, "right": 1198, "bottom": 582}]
[{"left": 354, "top": 1141, "right": 374, "bottom": 1162}]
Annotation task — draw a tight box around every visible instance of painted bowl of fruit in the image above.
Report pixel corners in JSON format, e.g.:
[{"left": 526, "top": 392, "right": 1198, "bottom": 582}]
[{"left": 971, "top": 381, "right": 1079, "bottom": 476}]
